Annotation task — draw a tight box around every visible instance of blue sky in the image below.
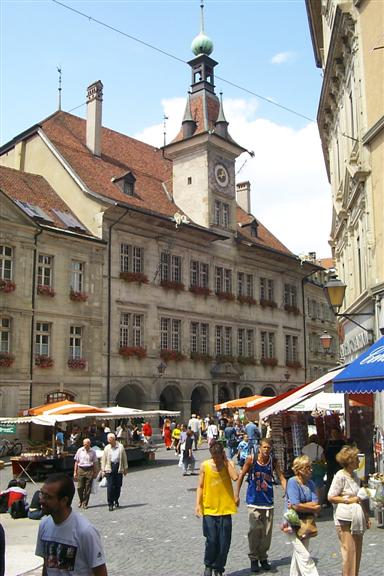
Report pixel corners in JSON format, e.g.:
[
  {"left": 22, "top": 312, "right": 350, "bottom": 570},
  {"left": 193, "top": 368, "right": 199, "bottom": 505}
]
[{"left": 1, "top": 0, "right": 332, "bottom": 257}]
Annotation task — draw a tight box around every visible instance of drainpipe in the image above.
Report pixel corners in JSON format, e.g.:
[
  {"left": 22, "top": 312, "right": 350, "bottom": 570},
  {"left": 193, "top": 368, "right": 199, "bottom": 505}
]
[
  {"left": 107, "top": 209, "right": 129, "bottom": 406},
  {"left": 301, "top": 269, "right": 319, "bottom": 383},
  {"left": 29, "top": 228, "right": 43, "bottom": 409}
]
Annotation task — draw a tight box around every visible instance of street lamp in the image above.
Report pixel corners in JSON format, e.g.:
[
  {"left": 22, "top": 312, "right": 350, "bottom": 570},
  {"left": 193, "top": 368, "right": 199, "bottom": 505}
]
[
  {"left": 157, "top": 361, "right": 167, "bottom": 375},
  {"left": 324, "top": 275, "right": 374, "bottom": 333},
  {"left": 319, "top": 330, "right": 333, "bottom": 352}
]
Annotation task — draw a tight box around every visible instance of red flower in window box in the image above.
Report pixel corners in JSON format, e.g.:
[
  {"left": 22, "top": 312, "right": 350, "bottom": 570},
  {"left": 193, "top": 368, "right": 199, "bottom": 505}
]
[
  {"left": 189, "top": 285, "right": 211, "bottom": 297},
  {"left": 160, "top": 349, "right": 186, "bottom": 362},
  {"left": 286, "top": 361, "right": 302, "bottom": 369},
  {"left": 118, "top": 346, "right": 147, "bottom": 359},
  {"left": 0, "top": 279, "right": 16, "bottom": 293},
  {"left": 260, "top": 357, "right": 278, "bottom": 367},
  {"left": 237, "top": 295, "right": 257, "bottom": 305},
  {"left": 67, "top": 358, "right": 87, "bottom": 369},
  {"left": 260, "top": 299, "right": 277, "bottom": 309},
  {"left": 37, "top": 285, "right": 55, "bottom": 297},
  {"left": 0, "top": 352, "right": 15, "bottom": 368},
  {"left": 190, "top": 352, "right": 212, "bottom": 363},
  {"left": 70, "top": 290, "right": 88, "bottom": 302},
  {"left": 284, "top": 304, "right": 301, "bottom": 315},
  {"left": 119, "top": 271, "right": 149, "bottom": 284},
  {"left": 160, "top": 280, "right": 185, "bottom": 292},
  {"left": 35, "top": 355, "right": 54, "bottom": 368},
  {"left": 215, "top": 291, "right": 235, "bottom": 302}
]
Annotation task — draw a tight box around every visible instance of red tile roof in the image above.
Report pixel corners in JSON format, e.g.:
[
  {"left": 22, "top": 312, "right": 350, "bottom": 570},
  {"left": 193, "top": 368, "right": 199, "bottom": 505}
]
[
  {"left": 236, "top": 206, "right": 293, "bottom": 256},
  {"left": 41, "top": 111, "right": 176, "bottom": 217},
  {"left": 0, "top": 164, "right": 92, "bottom": 235},
  {"left": 318, "top": 257, "right": 335, "bottom": 269}
]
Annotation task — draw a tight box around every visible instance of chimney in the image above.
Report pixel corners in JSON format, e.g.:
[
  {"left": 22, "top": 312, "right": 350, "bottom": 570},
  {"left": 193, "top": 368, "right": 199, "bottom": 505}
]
[
  {"left": 236, "top": 181, "right": 251, "bottom": 213},
  {"left": 86, "top": 80, "right": 103, "bottom": 156}
]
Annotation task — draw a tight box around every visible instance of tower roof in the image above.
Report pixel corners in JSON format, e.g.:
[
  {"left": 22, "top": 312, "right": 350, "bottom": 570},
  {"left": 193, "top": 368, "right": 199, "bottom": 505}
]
[{"left": 191, "top": 2, "right": 214, "bottom": 56}]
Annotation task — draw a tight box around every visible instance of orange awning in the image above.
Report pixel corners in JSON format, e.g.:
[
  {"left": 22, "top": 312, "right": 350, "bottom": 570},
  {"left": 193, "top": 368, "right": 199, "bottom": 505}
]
[
  {"left": 215, "top": 395, "right": 272, "bottom": 411},
  {"left": 20, "top": 400, "right": 109, "bottom": 417}
]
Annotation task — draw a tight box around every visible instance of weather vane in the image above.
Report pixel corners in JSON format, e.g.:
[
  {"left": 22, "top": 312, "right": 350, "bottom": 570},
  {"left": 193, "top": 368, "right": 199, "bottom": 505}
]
[
  {"left": 163, "top": 114, "right": 169, "bottom": 147},
  {"left": 57, "top": 66, "right": 62, "bottom": 111}
]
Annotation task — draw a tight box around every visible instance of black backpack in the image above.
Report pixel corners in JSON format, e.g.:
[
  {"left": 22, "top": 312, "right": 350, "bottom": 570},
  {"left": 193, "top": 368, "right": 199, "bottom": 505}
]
[{"left": 10, "top": 499, "right": 27, "bottom": 519}]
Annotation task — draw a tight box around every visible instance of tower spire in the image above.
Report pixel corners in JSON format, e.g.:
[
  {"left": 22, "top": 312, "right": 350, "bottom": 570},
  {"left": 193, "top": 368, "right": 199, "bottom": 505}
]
[{"left": 200, "top": 1, "right": 205, "bottom": 33}]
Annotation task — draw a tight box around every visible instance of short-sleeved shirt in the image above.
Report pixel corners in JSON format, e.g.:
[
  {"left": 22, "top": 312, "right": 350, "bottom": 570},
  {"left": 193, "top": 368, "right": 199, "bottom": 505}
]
[
  {"left": 245, "top": 422, "right": 261, "bottom": 442},
  {"left": 35, "top": 511, "right": 106, "bottom": 575},
  {"left": 285, "top": 476, "right": 318, "bottom": 512},
  {"left": 74, "top": 447, "right": 97, "bottom": 468}
]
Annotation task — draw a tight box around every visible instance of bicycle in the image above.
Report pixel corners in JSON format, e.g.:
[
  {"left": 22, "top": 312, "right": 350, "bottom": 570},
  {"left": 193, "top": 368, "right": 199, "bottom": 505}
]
[{"left": 0, "top": 438, "right": 23, "bottom": 456}]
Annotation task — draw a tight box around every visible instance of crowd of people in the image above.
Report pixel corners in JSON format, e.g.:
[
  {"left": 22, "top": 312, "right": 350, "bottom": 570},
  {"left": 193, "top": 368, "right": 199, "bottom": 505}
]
[{"left": 0, "top": 412, "right": 374, "bottom": 576}]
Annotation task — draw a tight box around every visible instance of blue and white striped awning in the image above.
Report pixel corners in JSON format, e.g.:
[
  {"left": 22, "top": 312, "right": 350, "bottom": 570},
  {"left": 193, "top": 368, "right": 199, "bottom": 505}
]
[{"left": 333, "top": 336, "right": 384, "bottom": 393}]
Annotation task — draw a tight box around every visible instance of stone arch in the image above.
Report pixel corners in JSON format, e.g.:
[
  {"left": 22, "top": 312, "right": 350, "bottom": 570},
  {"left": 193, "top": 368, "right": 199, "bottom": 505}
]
[
  {"left": 190, "top": 385, "right": 211, "bottom": 417},
  {"left": 261, "top": 386, "right": 276, "bottom": 397},
  {"left": 159, "top": 383, "right": 183, "bottom": 413},
  {"left": 239, "top": 386, "right": 254, "bottom": 398},
  {"left": 218, "top": 384, "right": 231, "bottom": 404},
  {"left": 115, "top": 382, "right": 146, "bottom": 409}
]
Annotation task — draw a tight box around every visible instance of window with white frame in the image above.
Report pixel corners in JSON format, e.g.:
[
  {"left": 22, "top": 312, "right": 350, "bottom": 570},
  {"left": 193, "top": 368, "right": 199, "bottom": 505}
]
[
  {"left": 70, "top": 261, "right": 84, "bottom": 292},
  {"left": 215, "top": 267, "right": 232, "bottom": 294},
  {"left": 38, "top": 255, "right": 53, "bottom": 287},
  {"left": 238, "top": 272, "right": 253, "bottom": 297},
  {"left": 214, "top": 200, "right": 230, "bottom": 228},
  {"left": 261, "top": 331, "right": 275, "bottom": 359},
  {"left": 0, "top": 317, "right": 11, "bottom": 352},
  {"left": 285, "top": 335, "right": 299, "bottom": 364},
  {"left": 246, "top": 329, "right": 254, "bottom": 357},
  {"left": 160, "top": 317, "right": 181, "bottom": 351},
  {"left": 224, "top": 327, "right": 232, "bottom": 355},
  {"left": 260, "top": 277, "right": 274, "bottom": 301},
  {"left": 120, "top": 313, "right": 144, "bottom": 348},
  {"left": 69, "top": 326, "right": 83, "bottom": 359},
  {"left": 160, "top": 252, "right": 182, "bottom": 283},
  {"left": 215, "top": 326, "right": 223, "bottom": 356},
  {"left": 190, "top": 322, "right": 209, "bottom": 354},
  {"left": 190, "top": 260, "right": 209, "bottom": 288},
  {"left": 0, "top": 245, "right": 13, "bottom": 280},
  {"left": 238, "top": 328, "right": 254, "bottom": 357},
  {"left": 120, "top": 244, "right": 143, "bottom": 273},
  {"left": 35, "top": 322, "right": 50, "bottom": 356},
  {"left": 238, "top": 328, "right": 245, "bottom": 356},
  {"left": 284, "top": 284, "right": 297, "bottom": 308}
]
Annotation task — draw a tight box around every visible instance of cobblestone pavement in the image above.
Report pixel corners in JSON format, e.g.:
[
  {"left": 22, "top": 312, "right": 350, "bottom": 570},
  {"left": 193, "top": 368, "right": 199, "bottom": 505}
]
[{"left": 16, "top": 445, "right": 384, "bottom": 575}]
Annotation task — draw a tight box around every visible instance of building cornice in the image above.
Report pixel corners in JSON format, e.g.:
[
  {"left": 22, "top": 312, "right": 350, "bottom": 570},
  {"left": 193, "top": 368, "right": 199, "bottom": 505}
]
[{"left": 362, "top": 115, "right": 384, "bottom": 146}]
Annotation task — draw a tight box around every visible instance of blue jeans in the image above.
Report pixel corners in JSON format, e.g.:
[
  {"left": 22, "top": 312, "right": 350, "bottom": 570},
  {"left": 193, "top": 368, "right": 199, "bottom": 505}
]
[{"left": 203, "top": 515, "right": 232, "bottom": 572}]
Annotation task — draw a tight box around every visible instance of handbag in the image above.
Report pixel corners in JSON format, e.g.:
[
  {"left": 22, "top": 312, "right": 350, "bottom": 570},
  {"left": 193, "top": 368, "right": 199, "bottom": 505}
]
[
  {"left": 91, "top": 479, "right": 99, "bottom": 494},
  {"left": 99, "top": 476, "right": 107, "bottom": 488},
  {"left": 296, "top": 514, "right": 318, "bottom": 539}
]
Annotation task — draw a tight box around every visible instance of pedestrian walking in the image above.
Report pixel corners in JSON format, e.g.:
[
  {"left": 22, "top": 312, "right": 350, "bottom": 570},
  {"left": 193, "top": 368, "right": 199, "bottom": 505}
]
[
  {"left": 285, "top": 455, "right": 320, "bottom": 576},
  {"left": 100, "top": 433, "right": 128, "bottom": 511},
  {"left": 188, "top": 414, "right": 201, "bottom": 450},
  {"left": 327, "top": 446, "right": 370, "bottom": 576},
  {"left": 35, "top": 472, "right": 107, "bottom": 575},
  {"left": 195, "top": 441, "right": 239, "bottom": 576},
  {"left": 172, "top": 424, "right": 181, "bottom": 453},
  {"left": 73, "top": 438, "right": 99, "bottom": 509},
  {"left": 223, "top": 419, "right": 238, "bottom": 459},
  {"left": 236, "top": 434, "right": 249, "bottom": 468},
  {"left": 302, "top": 435, "right": 326, "bottom": 505},
  {"left": 244, "top": 419, "right": 261, "bottom": 454},
  {"left": 142, "top": 421, "right": 153, "bottom": 444},
  {"left": 324, "top": 428, "right": 344, "bottom": 500},
  {"left": 182, "top": 429, "right": 195, "bottom": 475},
  {"left": 207, "top": 420, "right": 218, "bottom": 448},
  {"left": 162, "top": 419, "right": 172, "bottom": 450},
  {"left": 235, "top": 438, "right": 286, "bottom": 573}
]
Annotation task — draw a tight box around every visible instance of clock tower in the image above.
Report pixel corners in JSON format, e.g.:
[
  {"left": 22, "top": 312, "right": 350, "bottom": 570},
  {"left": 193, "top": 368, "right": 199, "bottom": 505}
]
[{"left": 164, "top": 4, "right": 246, "bottom": 231}]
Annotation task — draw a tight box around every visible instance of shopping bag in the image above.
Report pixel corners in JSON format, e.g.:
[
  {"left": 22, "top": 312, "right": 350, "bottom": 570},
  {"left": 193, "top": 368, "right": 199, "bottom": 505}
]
[
  {"left": 91, "top": 479, "right": 99, "bottom": 494},
  {"left": 99, "top": 476, "right": 107, "bottom": 487}
]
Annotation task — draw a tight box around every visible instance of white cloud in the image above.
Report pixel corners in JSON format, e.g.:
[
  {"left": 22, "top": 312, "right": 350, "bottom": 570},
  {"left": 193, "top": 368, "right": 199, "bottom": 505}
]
[
  {"left": 134, "top": 97, "right": 332, "bottom": 258},
  {"left": 270, "top": 51, "right": 297, "bottom": 65}
]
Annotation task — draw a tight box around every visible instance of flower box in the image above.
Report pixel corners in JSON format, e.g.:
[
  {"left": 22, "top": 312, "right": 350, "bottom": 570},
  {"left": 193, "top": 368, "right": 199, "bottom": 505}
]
[
  {"left": 215, "top": 291, "right": 235, "bottom": 302},
  {"left": 160, "top": 280, "right": 185, "bottom": 292},
  {"left": 189, "top": 285, "right": 211, "bottom": 297},
  {"left": 237, "top": 295, "right": 257, "bottom": 305},
  {"left": 160, "top": 349, "right": 186, "bottom": 362},
  {"left": 215, "top": 354, "right": 237, "bottom": 364},
  {"left": 190, "top": 352, "right": 212, "bottom": 363},
  {"left": 35, "top": 355, "right": 54, "bottom": 368},
  {"left": 0, "top": 352, "right": 15, "bottom": 368},
  {"left": 286, "top": 361, "right": 302, "bottom": 369},
  {"left": 259, "top": 299, "right": 277, "bottom": 309},
  {"left": 237, "top": 356, "right": 257, "bottom": 365},
  {"left": 0, "top": 279, "right": 16, "bottom": 293},
  {"left": 67, "top": 357, "right": 87, "bottom": 369},
  {"left": 260, "top": 357, "right": 278, "bottom": 367},
  {"left": 284, "top": 304, "right": 301, "bottom": 315},
  {"left": 120, "top": 271, "right": 149, "bottom": 284},
  {"left": 70, "top": 290, "right": 88, "bottom": 302},
  {"left": 37, "top": 285, "right": 55, "bottom": 297},
  {"left": 119, "top": 346, "right": 147, "bottom": 359}
]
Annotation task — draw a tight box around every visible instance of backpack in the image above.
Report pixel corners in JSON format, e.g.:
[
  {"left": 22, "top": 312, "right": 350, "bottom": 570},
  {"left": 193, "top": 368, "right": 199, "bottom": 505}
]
[
  {"left": 10, "top": 499, "right": 27, "bottom": 519},
  {"left": 0, "top": 493, "right": 8, "bottom": 514}
]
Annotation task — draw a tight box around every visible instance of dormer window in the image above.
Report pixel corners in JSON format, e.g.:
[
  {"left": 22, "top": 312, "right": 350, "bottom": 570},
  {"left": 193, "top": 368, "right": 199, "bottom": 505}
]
[{"left": 112, "top": 171, "right": 136, "bottom": 196}]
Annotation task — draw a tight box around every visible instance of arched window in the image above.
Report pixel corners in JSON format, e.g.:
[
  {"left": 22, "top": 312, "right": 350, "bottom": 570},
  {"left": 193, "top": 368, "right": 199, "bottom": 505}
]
[
  {"left": 261, "top": 387, "right": 276, "bottom": 397},
  {"left": 46, "top": 391, "right": 74, "bottom": 404}
]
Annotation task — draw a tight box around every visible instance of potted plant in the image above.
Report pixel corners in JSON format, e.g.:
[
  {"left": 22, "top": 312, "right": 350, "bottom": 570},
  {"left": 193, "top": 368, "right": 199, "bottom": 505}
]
[
  {"left": 284, "top": 304, "right": 301, "bottom": 315},
  {"left": 37, "top": 285, "right": 55, "bottom": 297},
  {"left": 237, "top": 356, "right": 257, "bottom": 365},
  {"left": 119, "top": 271, "right": 149, "bottom": 284},
  {"left": 0, "top": 279, "right": 16, "bottom": 293},
  {"left": 189, "top": 285, "right": 211, "bottom": 297},
  {"left": 67, "top": 357, "right": 87, "bottom": 369},
  {"left": 259, "top": 298, "right": 277, "bottom": 309},
  {"left": 215, "top": 354, "right": 237, "bottom": 363},
  {"left": 70, "top": 290, "right": 88, "bottom": 302},
  {"left": 286, "top": 360, "right": 302, "bottom": 369},
  {"left": 160, "top": 280, "right": 185, "bottom": 292},
  {"left": 160, "top": 349, "right": 186, "bottom": 362},
  {"left": 190, "top": 352, "right": 212, "bottom": 363},
  {"left": 0, "top": 352, "right": 15, "bottom": 367},
  {"left": 260, "top": 357, "right": 278, "bottom": 367},
  {"left": 35, "top": 355, "right": 54, "bottom": 368},
  {"left": 215, "top": 291, "right": 235, "bottom": 302},
  {"left": 118, "top": 346, "right": 147, "bottom": 359},
  {"left": 237, "top": 295, "right": 257, "bottom": 305}
]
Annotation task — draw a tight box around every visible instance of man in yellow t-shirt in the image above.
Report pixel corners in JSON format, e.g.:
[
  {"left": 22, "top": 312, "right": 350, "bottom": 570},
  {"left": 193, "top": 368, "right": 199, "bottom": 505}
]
[{"left": 195, "top": 442, "right": 239, "bottom": 576}]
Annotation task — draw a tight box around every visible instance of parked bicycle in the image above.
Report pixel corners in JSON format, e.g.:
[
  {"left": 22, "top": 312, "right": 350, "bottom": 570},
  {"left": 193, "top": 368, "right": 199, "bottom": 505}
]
[{"left": 0, "top": 438, "right": 22, "bottom": 456}]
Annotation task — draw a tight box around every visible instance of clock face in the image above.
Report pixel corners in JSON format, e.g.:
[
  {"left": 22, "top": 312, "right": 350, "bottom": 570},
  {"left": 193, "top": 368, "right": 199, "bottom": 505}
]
[{"left": 215, "top": 163, "right": 229, "bottom": 187}]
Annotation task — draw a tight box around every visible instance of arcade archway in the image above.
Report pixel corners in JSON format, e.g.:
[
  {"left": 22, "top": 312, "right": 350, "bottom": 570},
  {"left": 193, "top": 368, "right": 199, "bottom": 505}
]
[
  {"left": 159, "top": 384, "right": 183, "bottom": 412},
  {"left": 239, "top": 386, "right": 254, "bottom": 398},
  {"left": 218, "top": 384, "right": 231, "bottom": 404},
  {"left": 115, "top": 383, "right": 145, "bottom": 409},
  {"left": 191, "top": 386, "right": 211, "bottom": 417},
  {"left": 261, "top": 386, "right": 276, "bottom": 397}
]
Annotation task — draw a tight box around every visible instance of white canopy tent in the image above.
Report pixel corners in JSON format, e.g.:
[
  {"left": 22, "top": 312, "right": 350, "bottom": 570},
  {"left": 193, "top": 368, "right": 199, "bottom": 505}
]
[{"left": 288, "top": 392, "right": 345, "bottom": 413}]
